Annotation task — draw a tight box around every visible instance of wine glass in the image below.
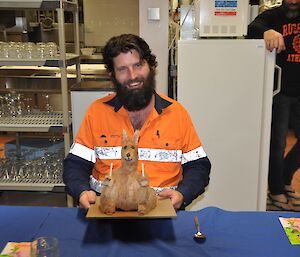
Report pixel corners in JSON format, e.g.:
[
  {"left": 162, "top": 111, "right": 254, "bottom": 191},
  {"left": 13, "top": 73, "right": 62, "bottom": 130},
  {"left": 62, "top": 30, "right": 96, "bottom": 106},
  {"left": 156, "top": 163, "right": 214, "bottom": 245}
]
[
  {"left": 43, "top": 94, "right": 53, "bottom": 113},
  {"left": 30, "top": 236, "right": 59, "bottom": 257}
]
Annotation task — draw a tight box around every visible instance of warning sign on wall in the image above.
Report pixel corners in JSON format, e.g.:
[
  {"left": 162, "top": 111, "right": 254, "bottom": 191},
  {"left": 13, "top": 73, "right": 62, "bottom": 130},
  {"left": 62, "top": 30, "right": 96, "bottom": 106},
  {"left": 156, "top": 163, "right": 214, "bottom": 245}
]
[{"left": 214, "top": 0, "right": 237, "bottom": 16}]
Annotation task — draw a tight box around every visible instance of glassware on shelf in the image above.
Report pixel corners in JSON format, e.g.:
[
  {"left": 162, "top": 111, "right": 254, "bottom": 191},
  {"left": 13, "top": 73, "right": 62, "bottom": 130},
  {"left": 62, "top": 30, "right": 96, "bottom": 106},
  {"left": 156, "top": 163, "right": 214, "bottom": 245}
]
[
  {"left": 43, "top": 94, "right": 53, "bottom": 113},
  {"left": 36, "top": 42, "right": 48, "bottom": 59},
  {"left": 22, "top": 42, "right": 37, "bottom": 59},
  {"left": 0, "top": 146, "right": 64, "bottom": 184},
  {"left": 0, "top": 41, "right": 59, "bottom": 59},
  {"left": 24, "top": 97, "right": 33, "bottom": 114},
  {"left": 0, "top": 41, "right": 9, "bottom": 58},
  {"left": 46, "top": 42, "right": 58, "bottom": 58},
  {"left": 0, "top": 92, "right": 25, "bottom": 117},
  {"left": 0, "top": 96, "right": 4, "bottom": 117}
]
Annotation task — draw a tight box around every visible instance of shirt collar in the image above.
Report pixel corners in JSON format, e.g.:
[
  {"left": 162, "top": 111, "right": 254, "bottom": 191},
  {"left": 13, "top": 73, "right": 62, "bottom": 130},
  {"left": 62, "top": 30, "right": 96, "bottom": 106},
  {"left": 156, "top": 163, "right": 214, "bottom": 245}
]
[{"left": 104, "top": 91, "right": 172, "bottom": 114}]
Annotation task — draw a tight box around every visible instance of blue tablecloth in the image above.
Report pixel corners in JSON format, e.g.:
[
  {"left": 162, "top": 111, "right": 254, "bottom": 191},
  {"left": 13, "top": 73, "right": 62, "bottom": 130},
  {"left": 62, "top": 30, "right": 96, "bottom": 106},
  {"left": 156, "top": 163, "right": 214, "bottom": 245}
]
[{"left": 0, "top": 205, "right": 299, "bottom": 257}]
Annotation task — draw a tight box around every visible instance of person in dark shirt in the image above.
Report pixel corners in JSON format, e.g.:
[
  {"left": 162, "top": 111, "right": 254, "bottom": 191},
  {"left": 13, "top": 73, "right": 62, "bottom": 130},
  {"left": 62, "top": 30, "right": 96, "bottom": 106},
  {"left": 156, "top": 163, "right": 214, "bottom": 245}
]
[{"left": 248, "top": 0, "right": 300, "bottom": 211}]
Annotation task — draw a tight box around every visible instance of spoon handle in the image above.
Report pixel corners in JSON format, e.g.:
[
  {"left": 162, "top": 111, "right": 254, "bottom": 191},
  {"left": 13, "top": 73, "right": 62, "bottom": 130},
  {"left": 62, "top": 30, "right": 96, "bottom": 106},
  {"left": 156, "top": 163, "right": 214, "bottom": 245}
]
[{"left": 194, "top": 216, "right": 200, "bottom": 232}]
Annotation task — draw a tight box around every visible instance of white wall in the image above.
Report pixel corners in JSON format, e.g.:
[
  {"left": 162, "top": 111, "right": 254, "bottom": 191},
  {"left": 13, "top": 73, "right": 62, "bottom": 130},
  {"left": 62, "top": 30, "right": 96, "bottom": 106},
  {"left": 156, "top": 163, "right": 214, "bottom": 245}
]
[
  {"left": 139, "top": 0, "right": 169, "bottom": 95},
  {"left": 82, "top": 0, "right": 168, "bottom": 94},
  {"left": 83, "top": 0, "right": 139, "bottom": 47}
]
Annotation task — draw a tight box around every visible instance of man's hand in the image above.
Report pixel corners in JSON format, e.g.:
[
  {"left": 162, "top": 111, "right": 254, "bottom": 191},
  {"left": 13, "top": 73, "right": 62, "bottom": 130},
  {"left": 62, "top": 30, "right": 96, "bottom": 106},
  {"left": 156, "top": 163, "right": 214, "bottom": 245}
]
[
  {"left": 158, "top": 189, "right": 184, "bottom": 209},
  {"left": 263, "top": 29, "right": 286, "bottom": 53},
  {"left": 79, "top": 190, "right": 96, "bottom": 209}
]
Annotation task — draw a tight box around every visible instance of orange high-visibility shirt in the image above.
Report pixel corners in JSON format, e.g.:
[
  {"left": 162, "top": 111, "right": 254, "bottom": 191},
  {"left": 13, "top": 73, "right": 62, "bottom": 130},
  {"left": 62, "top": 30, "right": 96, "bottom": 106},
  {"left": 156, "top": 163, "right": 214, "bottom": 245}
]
[{"left": 70, "top": 91, "right": 207, "bottom": 187}]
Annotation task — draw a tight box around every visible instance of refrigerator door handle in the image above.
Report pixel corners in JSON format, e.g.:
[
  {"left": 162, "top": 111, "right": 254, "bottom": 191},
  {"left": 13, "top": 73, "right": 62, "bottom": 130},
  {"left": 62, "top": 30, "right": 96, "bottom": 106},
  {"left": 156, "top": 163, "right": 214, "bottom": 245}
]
[{"left": 273, "top": 64, "right": 282, "bottom": 96}]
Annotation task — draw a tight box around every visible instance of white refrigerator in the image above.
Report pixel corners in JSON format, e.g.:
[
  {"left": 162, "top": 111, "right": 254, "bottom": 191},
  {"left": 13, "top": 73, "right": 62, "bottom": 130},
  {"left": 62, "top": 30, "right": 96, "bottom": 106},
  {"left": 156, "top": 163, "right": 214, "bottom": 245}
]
[{"left": 178, "top": 39, "right": 276, "bottom": 211}]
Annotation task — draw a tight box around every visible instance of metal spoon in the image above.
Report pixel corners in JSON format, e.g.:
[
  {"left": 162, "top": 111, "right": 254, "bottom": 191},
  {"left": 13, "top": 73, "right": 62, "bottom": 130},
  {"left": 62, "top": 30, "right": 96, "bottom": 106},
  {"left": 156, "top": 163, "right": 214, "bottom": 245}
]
[{"left": 194, "top": 216, "right": 206, "bottom": 241}]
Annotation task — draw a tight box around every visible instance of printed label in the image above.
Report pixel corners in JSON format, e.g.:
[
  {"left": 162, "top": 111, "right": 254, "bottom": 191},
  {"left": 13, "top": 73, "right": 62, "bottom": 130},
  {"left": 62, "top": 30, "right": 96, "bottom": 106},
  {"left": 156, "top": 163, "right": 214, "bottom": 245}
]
[{"left": 214, "top": 0, "right": 237, "bottom": 16}]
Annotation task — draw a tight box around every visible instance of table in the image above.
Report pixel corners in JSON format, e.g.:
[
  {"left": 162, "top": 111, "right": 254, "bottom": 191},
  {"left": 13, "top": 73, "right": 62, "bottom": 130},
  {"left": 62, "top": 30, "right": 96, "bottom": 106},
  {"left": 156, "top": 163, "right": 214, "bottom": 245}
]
[{"left": 0, "top": 206, "right": 299, "bottom": 257}]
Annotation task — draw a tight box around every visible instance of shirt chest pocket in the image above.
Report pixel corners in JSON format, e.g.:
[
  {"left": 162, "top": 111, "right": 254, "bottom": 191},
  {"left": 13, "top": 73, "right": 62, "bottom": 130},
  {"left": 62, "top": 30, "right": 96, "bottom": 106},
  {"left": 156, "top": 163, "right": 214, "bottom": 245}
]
[{"left": 147, "top": 135, "right": 181, "bottom": 150}]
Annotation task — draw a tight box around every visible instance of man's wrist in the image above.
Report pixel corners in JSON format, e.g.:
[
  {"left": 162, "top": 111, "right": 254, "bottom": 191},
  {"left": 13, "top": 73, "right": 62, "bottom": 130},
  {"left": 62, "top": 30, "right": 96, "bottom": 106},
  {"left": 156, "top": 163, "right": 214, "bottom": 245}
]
[{"left": 176, "top": 190, "right": 187, "bottom": 209}]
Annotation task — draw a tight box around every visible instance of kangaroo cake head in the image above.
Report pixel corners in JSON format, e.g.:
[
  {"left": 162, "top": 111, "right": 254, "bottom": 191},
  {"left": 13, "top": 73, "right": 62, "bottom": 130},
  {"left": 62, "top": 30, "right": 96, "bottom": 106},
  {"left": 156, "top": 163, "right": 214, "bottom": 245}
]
[{"left": 121, "top": 129, "right": 140, "bottom": 167}]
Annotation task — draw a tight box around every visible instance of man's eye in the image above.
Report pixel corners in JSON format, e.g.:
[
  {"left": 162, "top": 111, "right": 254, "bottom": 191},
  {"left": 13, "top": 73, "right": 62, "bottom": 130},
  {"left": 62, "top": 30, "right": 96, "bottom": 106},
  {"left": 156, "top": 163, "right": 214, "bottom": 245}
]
[
  {"left": 117, "top": 67, "right": 127, "bottom": 73},
  {"left": 134, "top": 63, "right": 142, "bottom": 69}
]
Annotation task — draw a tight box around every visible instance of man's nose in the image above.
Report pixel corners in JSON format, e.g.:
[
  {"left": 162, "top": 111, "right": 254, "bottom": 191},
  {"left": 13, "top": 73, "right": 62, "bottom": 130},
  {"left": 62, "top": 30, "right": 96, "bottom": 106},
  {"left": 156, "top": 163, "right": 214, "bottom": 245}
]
[{"left": 128, "top": 67, "right": 137, "bottom": 80}]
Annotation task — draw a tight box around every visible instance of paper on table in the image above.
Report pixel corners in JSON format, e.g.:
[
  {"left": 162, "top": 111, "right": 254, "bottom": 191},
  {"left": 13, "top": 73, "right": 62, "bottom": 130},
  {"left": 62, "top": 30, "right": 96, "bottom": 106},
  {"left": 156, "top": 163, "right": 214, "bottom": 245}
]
[
  {"left": 0, "top": 242, "right": 31, "bottom": 257},
  {"left": 279, "top": 217, "right": 300, "bottom": 245}
]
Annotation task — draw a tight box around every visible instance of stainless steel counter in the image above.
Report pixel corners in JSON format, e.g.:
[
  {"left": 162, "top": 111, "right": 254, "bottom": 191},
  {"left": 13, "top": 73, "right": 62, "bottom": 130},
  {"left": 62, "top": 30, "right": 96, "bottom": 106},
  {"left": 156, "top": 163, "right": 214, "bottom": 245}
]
[{"left": 0, "top": 64, "right": 111, "bottom": 92}]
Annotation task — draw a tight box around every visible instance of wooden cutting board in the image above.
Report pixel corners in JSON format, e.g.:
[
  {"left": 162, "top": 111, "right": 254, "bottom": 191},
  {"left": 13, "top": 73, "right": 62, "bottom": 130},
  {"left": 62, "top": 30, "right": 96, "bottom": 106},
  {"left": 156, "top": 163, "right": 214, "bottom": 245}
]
[{"left": 86, "top": 197, "right": 177, "bottom": 219}]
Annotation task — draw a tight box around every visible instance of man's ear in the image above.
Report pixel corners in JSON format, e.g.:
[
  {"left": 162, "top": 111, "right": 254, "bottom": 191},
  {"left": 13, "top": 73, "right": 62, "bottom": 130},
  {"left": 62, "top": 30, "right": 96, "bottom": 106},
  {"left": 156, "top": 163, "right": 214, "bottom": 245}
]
[{"left": 108, "top": 72, "right": 112, "bottom": 77}]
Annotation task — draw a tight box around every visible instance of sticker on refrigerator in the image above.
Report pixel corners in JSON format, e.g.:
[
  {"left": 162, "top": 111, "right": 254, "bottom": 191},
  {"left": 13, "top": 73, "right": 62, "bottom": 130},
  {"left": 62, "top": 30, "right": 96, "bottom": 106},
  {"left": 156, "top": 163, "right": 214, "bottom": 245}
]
[{"left": 214, "top": 0, "right": 237, "bottom": 16}]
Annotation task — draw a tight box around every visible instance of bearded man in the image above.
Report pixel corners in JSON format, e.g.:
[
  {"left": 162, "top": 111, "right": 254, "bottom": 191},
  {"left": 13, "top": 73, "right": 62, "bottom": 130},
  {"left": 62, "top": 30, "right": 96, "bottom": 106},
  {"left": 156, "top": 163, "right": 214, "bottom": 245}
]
[
  {"left": 63, "top": 34, "right": 211, "bottom": 210},
  {"left": 248, "top": 0, "right": 300, "bottom": 211}
]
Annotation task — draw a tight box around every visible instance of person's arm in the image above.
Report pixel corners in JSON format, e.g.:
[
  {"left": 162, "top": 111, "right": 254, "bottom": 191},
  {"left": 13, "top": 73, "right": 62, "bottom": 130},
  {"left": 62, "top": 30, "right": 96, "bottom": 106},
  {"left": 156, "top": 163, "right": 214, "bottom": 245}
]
[
  {"left": 63, "top": 153, "right": 94, "bottom": 203},
  {"left": 247, "top": 8, "right": 276, "bottom": 38},
  {"left": 63, "top": 102, "right": 99, "bottom": 208},
  {"left": 176, "top": 157, "right": 211, "bottom": 208},
  {"left": 247, "top": 7, "right": 285, "bottom": 53}
]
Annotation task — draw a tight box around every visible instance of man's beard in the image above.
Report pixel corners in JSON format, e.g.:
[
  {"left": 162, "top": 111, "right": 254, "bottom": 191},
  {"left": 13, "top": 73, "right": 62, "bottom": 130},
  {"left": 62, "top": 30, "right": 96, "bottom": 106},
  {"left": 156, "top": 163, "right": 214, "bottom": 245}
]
[
  {"left": 113, "top": 70, "right": 156, "bottom": 111},
  {"left": 282, "top": 1, "right": 300, "bottom": 19}
]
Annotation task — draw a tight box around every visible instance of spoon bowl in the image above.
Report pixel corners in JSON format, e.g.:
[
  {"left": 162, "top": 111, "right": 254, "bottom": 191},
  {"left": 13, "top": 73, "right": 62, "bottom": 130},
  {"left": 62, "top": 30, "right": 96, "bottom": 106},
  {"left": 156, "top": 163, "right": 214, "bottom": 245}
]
[
  {"left": 194, "top": 231, "right": 206, "bottom": 241},
  {"left": 193, "top": 216, "right": 206, "bottom": 242},
  {"left": 194, "top": 231, "right": 206, "bottom": 239}
]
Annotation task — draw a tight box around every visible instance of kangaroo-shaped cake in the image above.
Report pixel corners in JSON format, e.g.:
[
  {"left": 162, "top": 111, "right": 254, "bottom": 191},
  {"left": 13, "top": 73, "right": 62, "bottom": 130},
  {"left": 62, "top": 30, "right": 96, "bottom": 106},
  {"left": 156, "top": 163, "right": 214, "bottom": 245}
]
[{"left": 99, "top": 129, "right": 157, "bottom": 215}]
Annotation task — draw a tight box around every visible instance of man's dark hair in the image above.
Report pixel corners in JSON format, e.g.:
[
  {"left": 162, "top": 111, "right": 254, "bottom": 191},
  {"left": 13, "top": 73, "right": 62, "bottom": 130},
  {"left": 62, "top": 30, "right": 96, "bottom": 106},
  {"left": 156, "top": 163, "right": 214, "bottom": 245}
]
[{"left": 102, "top": 34, "right": 157, "bottom": 75}]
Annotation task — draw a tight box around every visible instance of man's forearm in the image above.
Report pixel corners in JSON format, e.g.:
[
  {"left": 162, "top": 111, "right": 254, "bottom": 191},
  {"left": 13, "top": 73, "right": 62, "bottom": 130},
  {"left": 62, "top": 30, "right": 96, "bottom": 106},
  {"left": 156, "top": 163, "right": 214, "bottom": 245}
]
[
  {"left": 63, "top": 153, "right": 94, "bottom": 202},
  {"left": 177, "top": 157, "right": 211, "bottom": 208}
]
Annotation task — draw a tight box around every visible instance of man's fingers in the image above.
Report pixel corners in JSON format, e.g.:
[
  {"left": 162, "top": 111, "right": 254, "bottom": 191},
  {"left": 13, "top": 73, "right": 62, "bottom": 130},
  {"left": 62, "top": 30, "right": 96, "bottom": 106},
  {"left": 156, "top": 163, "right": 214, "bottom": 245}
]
[
  {"left": 157, "top": 191, "right": 170, "bottom": 200},
  {"left": 79, "top": 203, "right": 90, "bottom": 209},
  {"left": 157, "top": 189, "right": 184, "bottom": 209},
  {"left": 277, "top": 37, "right": 286, "bottom": 53},
  {"left": 79, "top": 197, "right": 91, "bottom": 209},
  {"left": 264, "top": 29, "right": 285, "bottom": 53},
  {"left": 88, "top": 191, "right": 97, "bottom": 203},
  {"left": 80, "top": 193, "right": 91, "bottom": 209},
  {"left": 79, "top": 190, "right": 96, "bottom": 209}
]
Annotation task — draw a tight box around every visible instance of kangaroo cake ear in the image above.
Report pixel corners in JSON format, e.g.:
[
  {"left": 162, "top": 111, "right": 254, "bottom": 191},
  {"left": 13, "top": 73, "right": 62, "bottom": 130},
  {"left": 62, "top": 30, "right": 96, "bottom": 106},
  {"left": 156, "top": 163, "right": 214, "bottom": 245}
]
[
  {"left": 122, "top": 129, "right": 128, "bottom": 142},
  {"left": 133, "top": 130, "right": 140, "bottom": 145}
]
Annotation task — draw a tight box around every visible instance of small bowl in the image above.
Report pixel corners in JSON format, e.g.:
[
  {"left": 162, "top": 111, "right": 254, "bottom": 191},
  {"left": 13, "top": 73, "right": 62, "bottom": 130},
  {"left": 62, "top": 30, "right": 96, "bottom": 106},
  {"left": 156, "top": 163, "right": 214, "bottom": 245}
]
[{"left": 80, "top": 47, "right": 96, "bottom": 55}]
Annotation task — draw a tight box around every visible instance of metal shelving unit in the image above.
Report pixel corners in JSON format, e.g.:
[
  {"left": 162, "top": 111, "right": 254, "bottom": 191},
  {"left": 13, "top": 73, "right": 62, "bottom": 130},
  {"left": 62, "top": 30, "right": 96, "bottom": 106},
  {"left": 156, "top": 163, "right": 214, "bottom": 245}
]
[
  {"left": 0, "top": 181, "right": 64, "bottom": 191},
  {"left": 0, "top": 54, "right": 79, "bottom": 67},
  {"left": 0, "top": 0, "right": 77, "bottom": 10},
  {"left": 0, "top": 112, "right": 72, "bottom": 132},
  {"left": 0, "top": 0, "right": 80, "bottom": 193}
]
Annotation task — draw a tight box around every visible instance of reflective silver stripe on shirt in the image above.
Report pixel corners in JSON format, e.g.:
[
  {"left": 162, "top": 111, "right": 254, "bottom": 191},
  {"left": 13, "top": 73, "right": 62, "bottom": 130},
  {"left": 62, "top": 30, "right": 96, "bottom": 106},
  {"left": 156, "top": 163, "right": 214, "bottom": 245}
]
[
  {"left": 138, "top": 148, "right": 182, "bottom": 162},
  {"left": 89, "top": 175, "right": 177, "bottom": 194},
  {"left": 70, "top": 143, "right": 96, "bottom": 163},
  {"left": 151, "top": 186, "right": 177, "bottom": 193},
  {"left": 72, "top": 143, "right": 206, "bottom": 164},
  {"left": 94, "top": 146, "right": 182, "bottom": 162},
  {"left": 181, "top": 146, "right": 207, "bottom": 164},
  {"left": 95, "top": 146, "right": 121, "bottom": 159},
  {"left": 90, "top": 175, "right": 103, "bottom": 193}
]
